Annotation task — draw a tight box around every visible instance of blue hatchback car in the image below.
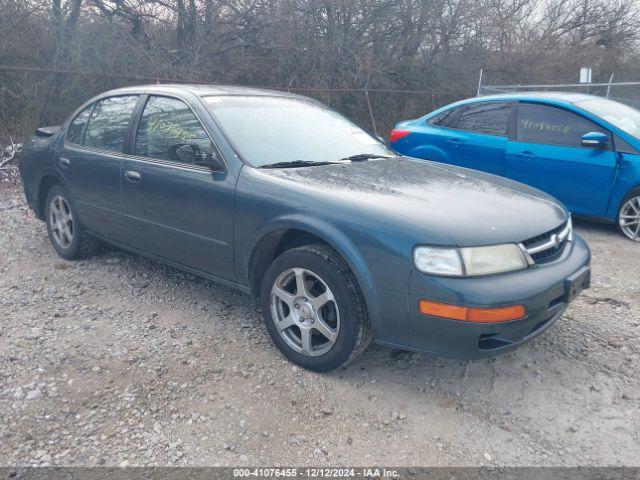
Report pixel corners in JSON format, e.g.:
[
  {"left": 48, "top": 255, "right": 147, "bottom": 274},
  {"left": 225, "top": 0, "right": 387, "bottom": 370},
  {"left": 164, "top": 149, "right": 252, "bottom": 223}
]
[{"left": 391, "top": 93, "right": 640, "bottom": 241}]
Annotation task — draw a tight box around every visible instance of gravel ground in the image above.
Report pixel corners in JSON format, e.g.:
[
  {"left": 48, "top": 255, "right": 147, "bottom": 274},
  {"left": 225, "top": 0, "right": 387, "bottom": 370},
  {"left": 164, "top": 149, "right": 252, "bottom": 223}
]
[{"left": 1, "top": 180, "right": 639, "bottom": 467}]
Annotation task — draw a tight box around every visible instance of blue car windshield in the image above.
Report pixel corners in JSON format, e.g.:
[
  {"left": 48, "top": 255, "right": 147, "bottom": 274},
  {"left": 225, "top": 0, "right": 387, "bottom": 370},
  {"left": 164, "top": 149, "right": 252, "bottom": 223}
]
[
  {"left": 576, "top": 98, "right": 640, "bottom": 140},
  {"left": 203, "top": 95, "right": 392, "bottom": 167}
]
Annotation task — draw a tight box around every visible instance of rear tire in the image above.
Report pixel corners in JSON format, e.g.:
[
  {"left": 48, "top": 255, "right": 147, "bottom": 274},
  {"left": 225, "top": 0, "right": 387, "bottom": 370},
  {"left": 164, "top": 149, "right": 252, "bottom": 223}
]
[
  {"left": 45, "top": 184, "right": 100, "bottom": 259},
  {"left": 617, "top": 187, "right": 640, "bottom": 242},
  {"left": 260, "top": 244, "right": 372, "bottom": 372}
]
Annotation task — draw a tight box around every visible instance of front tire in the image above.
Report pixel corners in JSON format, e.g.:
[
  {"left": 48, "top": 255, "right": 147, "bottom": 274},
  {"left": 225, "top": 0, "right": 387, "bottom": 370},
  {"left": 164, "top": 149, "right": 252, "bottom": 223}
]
[
  {"left": 618, "top": 187, "right": 640, "bottom": 242},
  {"left": 260, "top": 244, "right": 372, "bottom": 372},
  {"left": 45, "top": 184, "right": 100, "bottom": 259}
]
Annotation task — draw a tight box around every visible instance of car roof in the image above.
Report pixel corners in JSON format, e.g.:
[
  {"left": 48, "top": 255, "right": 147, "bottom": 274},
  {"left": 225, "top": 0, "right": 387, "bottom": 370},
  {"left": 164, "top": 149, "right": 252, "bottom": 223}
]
[
  {"left": 96, "top": 83, "right": 307, "bottom": 99},
  {"left": 466, "top": 91, "right": 602, "bottom": 105}
]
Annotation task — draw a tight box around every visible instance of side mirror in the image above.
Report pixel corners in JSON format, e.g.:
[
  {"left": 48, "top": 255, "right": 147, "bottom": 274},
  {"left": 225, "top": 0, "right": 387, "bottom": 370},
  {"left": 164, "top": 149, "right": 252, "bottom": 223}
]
[
  {"left": 581, "top": 132, "right": 608, "bottom": 149},
  {"left": 174, "top": 144, "right": 196, "bottom": 163},
  {"left": 204, "top": 155, "right": 226, "bottom": 172},
  {"left": 172, "top": 144, "right": 226, "bottom": 172}
]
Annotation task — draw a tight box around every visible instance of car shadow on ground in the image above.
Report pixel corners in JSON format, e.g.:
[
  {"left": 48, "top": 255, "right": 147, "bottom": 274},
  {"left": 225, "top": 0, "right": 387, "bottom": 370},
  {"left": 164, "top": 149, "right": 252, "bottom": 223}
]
[
  {"left": 97, "top": 245, "right": 580, "bottom": 391},
  {"left": 71, "top": 211, "right": 627, "bottom": 408},
  {"left": 573, "top": 217, "right": 618, "bottom": 237}
]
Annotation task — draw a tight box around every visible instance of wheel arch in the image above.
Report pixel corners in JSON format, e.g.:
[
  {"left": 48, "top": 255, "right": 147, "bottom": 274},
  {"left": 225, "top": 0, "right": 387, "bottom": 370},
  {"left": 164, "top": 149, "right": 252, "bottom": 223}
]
[
  {"left": 246, "top": 218, "right": 379, "bottom": 328},
  {"left": 36, "top": 173, "right": 69, "bottom": 219},
  {"left": 406, "top": 144, "right": 451, "bottom": 163},
  {"left": 615, "top": 184, "right": 640, "bottom": 240},
  {"left": 610, "top": 183, "right": 640, "bottom": 219}
]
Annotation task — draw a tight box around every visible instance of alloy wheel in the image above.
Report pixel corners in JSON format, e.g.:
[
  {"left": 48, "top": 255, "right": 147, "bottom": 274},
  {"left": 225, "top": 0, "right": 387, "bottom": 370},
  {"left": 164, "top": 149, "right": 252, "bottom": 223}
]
[
  {"left": 619, "top": 196, "right": 640, "bottom": 241},
  {"left": 49, "top": 195, "right": 74, "bottom": 249},
  {"left": 270, "top": 267, "right": 340, "bottom": 357}
]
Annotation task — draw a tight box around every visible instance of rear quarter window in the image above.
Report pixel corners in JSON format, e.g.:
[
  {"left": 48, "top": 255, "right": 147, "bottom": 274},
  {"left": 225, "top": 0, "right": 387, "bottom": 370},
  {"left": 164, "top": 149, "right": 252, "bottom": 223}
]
[{"left": 66, "top": 105, "right": 93, "bottom": 145}]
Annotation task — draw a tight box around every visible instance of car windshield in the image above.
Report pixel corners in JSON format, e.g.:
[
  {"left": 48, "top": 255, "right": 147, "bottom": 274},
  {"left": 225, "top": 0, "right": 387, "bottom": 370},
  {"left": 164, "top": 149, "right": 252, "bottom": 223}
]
[
  {"left": 203, "top": 95, "right": 392, "bottom": 167},
  {"left": 576, "top": 98, "right": 640, "bottom": 140}
]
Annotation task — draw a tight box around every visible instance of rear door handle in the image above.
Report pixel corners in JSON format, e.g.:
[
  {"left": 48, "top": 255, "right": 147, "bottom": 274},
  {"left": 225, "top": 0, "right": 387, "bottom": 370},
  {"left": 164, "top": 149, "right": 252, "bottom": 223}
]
[
  {"left": 58, "top": 157, "right": 70, "bottom": 168},
  {"left": 515, "top": 150, "right": 536, "bottom": 160},
  {"left": 446, "top": 138, "right": 462, "bottom": 147},
  {"left": 124, "top": 170, "right": 141, "bottom": 182}
]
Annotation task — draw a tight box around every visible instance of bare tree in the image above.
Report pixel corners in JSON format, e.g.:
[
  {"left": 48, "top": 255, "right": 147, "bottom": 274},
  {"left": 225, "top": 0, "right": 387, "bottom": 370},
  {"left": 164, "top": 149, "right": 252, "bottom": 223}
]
[{"left": 1, "top": 0, "right": 639, "bottom": 142}]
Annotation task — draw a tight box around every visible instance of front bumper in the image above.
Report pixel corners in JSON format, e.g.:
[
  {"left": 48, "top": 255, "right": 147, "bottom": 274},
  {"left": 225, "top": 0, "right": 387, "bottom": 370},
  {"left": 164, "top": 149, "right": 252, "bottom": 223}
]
[{"left": 401, "top": 234, "right": 591, "bottom": 360}]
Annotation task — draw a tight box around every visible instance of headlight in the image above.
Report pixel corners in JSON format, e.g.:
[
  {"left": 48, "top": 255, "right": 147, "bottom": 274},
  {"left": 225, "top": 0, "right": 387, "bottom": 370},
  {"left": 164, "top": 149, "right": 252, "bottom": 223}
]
[
  {"left": 460, "top": 244, "right": 528, "bottom": 275},
  {"left": 414, "top": 244, "right": 527, "bottom": 276},
  {"left": 413, "top": 246, "right": 463, "bottom": 276}
]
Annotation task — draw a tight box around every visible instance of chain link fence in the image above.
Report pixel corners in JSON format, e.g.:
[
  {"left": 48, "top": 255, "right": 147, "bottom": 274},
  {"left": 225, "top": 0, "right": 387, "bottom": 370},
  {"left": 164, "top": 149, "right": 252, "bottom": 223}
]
[
  {"left": 0, "top": 65, "right": 472, "bottom": 144},
  {"left": 478, "top": 80, "right": 640, "bottom": 109}
]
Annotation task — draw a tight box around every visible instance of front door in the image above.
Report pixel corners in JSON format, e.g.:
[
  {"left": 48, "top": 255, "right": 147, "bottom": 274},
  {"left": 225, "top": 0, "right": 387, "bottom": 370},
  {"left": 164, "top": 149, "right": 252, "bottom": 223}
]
[
  {"left": 505, "top": 103, "right": 617, "bottom": 217},
  {"left": 120, "top": 95, "right": 236, "bottom": 280}
]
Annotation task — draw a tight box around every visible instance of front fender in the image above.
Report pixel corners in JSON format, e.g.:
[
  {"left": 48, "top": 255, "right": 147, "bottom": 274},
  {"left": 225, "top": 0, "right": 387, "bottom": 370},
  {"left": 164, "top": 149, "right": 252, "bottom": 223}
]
[
  {"left": 606, "top": 153, "right": 640, "bottom": 220},
  {"left": 244, "top": 214, "right": 382, "bottom": 332}
]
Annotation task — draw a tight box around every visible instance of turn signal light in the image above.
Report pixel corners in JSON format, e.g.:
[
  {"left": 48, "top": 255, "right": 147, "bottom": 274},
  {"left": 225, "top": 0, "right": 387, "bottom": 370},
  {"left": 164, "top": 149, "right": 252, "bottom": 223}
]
[
  {"left": 389, "top": 129, "right": 410, "bottom": 142},
  {"left": 418, "top": 300, "right": 525, "bottom": 323}
]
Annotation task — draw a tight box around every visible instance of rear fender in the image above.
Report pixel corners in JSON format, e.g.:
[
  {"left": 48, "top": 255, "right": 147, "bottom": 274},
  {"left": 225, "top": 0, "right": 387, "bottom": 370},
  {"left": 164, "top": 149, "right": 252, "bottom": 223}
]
[{"left": 406, "top": 144, "right": 452, "bottom": 163}]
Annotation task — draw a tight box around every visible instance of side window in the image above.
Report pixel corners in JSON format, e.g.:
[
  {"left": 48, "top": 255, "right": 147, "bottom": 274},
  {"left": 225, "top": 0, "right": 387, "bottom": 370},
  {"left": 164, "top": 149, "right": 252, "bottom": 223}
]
[
  {"left": 66, "top": 105, "right": 93, "bottom": 145},
  {"left": 614, "top": 135, "right": 639, "bottom": 154},
  {"left": 84, "top": 96, "right": 139, "bottom": 152},
  {"left": 429, "top": 106, "right": 463, "bottom": 128},
  {"left": 450, "top": 102, "right": 511, "bottom": 135},
  {"left": 516, "top": 104, "right": 607, "bottom": 147},
  {"left": 134, "top": 96, "right": 217, "bottom": 165}
]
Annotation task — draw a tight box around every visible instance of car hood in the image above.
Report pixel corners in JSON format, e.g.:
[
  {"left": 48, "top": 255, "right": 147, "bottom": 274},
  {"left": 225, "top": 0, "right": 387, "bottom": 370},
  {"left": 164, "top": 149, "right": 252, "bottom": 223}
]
[{"left": 258, "top": 157, "right": 567, "bottom": 247}]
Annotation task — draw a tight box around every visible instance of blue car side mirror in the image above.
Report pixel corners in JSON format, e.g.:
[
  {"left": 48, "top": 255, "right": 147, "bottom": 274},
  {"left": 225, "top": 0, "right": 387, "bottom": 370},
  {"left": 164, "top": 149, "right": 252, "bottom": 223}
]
[{"left": 581, "top": 132, "right": 608, "bottom": 149}]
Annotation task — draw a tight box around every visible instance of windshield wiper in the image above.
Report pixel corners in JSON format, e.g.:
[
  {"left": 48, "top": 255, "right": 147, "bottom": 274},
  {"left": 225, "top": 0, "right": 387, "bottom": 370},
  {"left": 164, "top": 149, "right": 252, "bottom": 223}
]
[
  {"left": 259, "top": 154, "right": 395, "bottom": 169},
  {"left": 338, "top": 153, "right": 395, "bottom": 162},
  {"left": 259, "top": 160, "right": 344, "bottom": 169}
]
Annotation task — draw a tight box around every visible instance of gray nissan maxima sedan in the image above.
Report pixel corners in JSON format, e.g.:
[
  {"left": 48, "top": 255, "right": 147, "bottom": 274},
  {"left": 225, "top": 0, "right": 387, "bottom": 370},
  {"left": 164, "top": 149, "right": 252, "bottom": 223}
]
[{"left": 19, "top": 84, "right": 591, "bottom": 371}]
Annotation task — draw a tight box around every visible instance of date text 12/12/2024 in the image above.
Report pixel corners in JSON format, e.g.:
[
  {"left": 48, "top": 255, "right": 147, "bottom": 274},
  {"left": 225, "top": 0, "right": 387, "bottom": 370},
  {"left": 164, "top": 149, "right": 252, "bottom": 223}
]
[{"left": 232, "top": 468, "right": 399, "bottom": 478}]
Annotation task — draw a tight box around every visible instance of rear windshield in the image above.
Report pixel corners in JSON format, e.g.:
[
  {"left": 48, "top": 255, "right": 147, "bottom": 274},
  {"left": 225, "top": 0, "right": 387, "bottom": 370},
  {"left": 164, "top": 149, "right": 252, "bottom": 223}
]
[{"left": 203, "top": 96, "right": 391, "bottom": 167}]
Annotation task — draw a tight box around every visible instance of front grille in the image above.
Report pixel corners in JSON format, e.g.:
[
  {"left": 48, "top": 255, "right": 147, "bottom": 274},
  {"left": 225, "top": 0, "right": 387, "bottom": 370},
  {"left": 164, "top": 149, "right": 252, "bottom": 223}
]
[
  {"left": 521, "top": 221, "right": 570, "bottom": 265},
  {"left": 522, "top": 222, "right": 566, "bottom": 248},
  {"left": 530, "top": 238, "right": 568, "bottom": 263}
]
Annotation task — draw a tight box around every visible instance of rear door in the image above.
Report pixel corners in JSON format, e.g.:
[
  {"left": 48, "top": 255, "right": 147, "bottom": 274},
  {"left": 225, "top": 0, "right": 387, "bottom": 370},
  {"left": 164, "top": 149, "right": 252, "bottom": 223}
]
[
  {"left": 120, "top": 94, "right": 236, "bottom": 279},
  {"left": 505, "top": 103, "right": 617, "bottom": 216},
  {"left": 425, "top": 102, "right": 512, "bottom": 175},
  {"left": 60, "top": 95, "right": 139, "bottom": 237}
]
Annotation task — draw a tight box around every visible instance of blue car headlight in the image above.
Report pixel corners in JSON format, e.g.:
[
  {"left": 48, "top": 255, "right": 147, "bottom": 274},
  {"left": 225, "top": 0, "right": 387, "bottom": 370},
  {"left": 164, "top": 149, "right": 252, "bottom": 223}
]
[{"left": 414, "top": 244, "right": 528, "bottom": 277}]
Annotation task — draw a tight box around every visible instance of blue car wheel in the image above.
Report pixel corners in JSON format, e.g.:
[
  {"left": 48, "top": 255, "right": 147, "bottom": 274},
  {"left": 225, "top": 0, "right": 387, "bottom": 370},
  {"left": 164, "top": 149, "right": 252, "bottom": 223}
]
[{"left": 618, "top": 187, "right": 640, "bottom": 241}]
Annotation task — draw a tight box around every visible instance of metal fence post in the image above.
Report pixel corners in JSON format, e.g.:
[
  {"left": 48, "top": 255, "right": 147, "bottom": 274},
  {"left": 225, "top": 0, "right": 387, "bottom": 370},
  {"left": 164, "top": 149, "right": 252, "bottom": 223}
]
[
  {"left": 606, "top": 73, "right": 614, "bottom": 98},
  {"left": 364, "top": 87, "right": 378, "bottom": 137}
]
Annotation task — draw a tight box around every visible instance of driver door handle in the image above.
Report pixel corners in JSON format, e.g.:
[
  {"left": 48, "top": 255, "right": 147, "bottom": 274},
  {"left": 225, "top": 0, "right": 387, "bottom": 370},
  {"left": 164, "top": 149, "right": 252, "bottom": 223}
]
[{"left": 124, "top": 170, "right": 141, "bottom": 182}]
